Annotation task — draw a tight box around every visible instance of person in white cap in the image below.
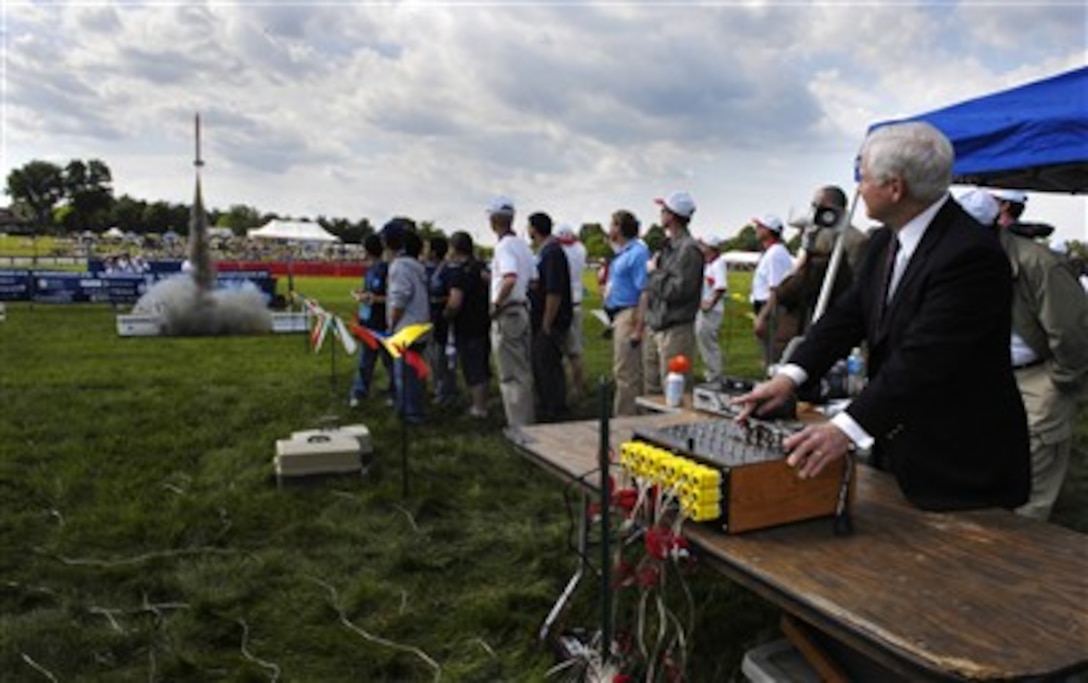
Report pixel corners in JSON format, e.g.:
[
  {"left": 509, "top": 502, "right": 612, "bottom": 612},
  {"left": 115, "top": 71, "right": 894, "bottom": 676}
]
[
  {"left": 750, "top": 214, "right": 794, "bottom": 368},
  {"left": 556, "top": 223, "right": 587, "bottom": 401},
  {"left": 487, "top": 195, "right": 537, "bottom": 427},
  {"left": 991, "top": 189, "right": 1057, "bottom": 240},
  {"left": 985, "top": 187, "right": 1088, "bottom": 520},
  {"left": 638, "top": 191, "right": 704, "bottom": 395},
  {"left": 695, "top": 234, "right": 729, "bottom": 383}
]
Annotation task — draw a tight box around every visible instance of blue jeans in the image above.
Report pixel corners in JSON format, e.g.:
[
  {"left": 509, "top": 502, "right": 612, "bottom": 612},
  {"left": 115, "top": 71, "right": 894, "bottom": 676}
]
[
  {"left": 351, "top": 344, "right": 394, "bottom": 400},
  {"left": 393, "top": 343, "right": 427, "bottom": 423}
]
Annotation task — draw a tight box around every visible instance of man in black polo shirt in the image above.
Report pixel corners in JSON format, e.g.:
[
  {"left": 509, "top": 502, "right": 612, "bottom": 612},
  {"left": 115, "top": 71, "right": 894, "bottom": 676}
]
[{"left": 527, "top": 211, "right": 573, "bottom": 422}]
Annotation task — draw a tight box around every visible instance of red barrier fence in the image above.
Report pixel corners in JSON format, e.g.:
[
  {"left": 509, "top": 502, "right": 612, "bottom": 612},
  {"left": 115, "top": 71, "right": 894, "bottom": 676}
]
[{"left": 217, "top": 261, "right": 364, "bottom": 278}]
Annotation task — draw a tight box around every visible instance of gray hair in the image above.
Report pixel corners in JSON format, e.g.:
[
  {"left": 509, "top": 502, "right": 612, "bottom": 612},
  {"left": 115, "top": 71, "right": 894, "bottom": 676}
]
[{"left": 861, "top": 121, "right": 954, "bottom": 204}]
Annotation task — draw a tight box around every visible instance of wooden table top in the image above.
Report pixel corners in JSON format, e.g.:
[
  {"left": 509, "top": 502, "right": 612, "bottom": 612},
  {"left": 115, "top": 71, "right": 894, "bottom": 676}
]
[{"left": 507, "top": 411, "right": 1088, "bottom": 682}]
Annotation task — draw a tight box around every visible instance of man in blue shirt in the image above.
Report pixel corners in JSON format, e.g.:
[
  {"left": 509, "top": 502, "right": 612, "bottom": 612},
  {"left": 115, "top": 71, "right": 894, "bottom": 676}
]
[
  {"left": 350, "top": 233, "right": 394, "bottom": 407},
  {"left": 604, "top": 209, "right": 650, "bottom": 415}
]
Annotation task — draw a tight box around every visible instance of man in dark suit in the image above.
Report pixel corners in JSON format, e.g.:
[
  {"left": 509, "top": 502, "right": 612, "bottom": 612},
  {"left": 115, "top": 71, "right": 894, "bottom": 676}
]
[{"left": 735, "top": 121, "right": 1029, "bottom": 511}]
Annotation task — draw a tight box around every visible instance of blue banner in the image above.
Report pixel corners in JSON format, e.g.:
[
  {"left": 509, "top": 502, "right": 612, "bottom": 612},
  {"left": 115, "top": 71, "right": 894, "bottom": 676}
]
[{"left": 0, "top": 270, "right": 277, "bottom": 305}]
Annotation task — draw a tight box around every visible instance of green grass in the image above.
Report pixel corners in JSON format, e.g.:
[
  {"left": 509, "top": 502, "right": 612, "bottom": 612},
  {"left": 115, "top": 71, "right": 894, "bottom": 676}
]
[{"left": 1, "top": 271, "right": 1084, "bottom": 682}]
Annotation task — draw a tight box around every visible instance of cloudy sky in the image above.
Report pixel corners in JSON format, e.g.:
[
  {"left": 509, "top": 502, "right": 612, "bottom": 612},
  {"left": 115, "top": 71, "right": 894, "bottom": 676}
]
[{"left": 3, "top": 1, "right": 1085, "bottom": 247}]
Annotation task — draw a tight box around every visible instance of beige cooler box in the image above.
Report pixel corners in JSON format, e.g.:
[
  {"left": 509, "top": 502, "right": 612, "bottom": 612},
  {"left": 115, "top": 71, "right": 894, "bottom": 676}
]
[{"left": 274, "top": 424, "right": 374, "bottom": 481}]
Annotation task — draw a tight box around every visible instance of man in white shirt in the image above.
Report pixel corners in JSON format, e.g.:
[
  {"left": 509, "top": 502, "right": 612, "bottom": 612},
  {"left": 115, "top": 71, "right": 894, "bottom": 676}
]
[
  {"left": 750, "top": 214, "right": 794, "bottom": 367},
  {"left": 696, "top": 235, "right": 728, "bottom": 383},
  {"left": 488, "top": 196, "right": 536, "bottom": 427}
]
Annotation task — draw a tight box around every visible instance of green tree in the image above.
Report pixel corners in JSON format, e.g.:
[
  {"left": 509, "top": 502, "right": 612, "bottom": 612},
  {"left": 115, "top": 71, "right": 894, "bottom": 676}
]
[
  {"left": 724, "top": 223, "right": 760, "bottom": 252},
  {"left": 218, "top": 204, "right": 263, "bottom": 235},
  {"left": 580, "top": 222, "right": 610, "bottom": 261},
  {"left": 644, "top": 224, "right": 666, "bottom": 253},
  {"left": 63, "top": 159, "right": 114, "bottom": 232},
  {"left": 110, "top": 194, "right": 149, "bottom": 235},
  {"left": 6, "top": 160, "right": 65, "bottom": 234},
  {"left": 143, "top": 201, "right": 177, "bottom": 235}
]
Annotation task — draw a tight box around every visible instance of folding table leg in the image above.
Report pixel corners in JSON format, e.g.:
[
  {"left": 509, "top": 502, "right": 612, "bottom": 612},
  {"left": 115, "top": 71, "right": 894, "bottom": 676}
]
[{"left": 540, "top": 491, "right": 589, "bottom": 643}]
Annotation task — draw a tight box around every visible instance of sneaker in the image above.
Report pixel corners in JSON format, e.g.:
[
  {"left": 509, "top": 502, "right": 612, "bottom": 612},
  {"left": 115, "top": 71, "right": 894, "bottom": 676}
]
[
  {"left": 468, "top": 406, "right": 488, "bottom": 419},
  {"left": 349, "top": 397, "right": 360, "bottom": 408}
]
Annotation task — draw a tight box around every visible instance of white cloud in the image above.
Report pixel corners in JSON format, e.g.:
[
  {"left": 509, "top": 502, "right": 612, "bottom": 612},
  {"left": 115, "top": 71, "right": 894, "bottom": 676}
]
[{"left": 2, "top": 1, "right": 1084, "bottom": 246}]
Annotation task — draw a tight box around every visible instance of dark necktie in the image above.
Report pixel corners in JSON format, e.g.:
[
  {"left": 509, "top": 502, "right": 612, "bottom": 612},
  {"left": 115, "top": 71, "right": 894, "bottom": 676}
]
[{"left": 879, "top": 235, "right": 900, "bottom": 317}]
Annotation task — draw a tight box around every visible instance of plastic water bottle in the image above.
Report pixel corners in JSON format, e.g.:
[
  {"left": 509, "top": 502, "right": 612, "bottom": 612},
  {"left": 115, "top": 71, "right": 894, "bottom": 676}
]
[
  {"left": 445, "top": 342, "right": 457, "bottom": 371},
  {"left": 665, "top": 371, "right": 685, "bottom": 408},
  {"left": 847, "top": 347, "right": 866, "bottom": 396}
]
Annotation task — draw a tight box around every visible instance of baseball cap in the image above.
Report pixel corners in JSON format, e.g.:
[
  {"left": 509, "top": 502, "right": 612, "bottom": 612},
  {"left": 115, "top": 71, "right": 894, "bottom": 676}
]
[
  {"left": 699, "top": 235, "right": 724, "bottom": 249},
  {"left": 957, "top": 188, "right": 996, "bottom": 225},
  {"left": 486, "top": 195, "right": 516, "bottom": 216},
  {"left": 655, "top": 191, "right": 696, "bottom": 218},
  {"left": 957, "top": 189, "right": 999, "bottom": 226},
  {"left": 989, "top": 188, "right": 1028, "bottom": 204},
  {"left": 752, "top": 214, "right": 784, "bottom": 234},
  {"left": 556, "top": 223, "right": 577, "bottom": 245}
]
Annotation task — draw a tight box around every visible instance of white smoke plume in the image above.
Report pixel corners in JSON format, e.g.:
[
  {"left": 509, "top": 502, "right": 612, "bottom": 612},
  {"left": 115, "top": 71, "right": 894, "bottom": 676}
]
[{"left": 132, "top": 276, "right": 272, "bottom": 335}]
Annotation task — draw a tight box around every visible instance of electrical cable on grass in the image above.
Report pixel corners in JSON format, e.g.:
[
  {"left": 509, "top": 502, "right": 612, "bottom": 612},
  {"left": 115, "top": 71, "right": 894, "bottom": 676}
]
[
  {"left": 89, "top": 606, "right": 126, "bottom": 633},
  {"left": 306, "top": 576, "right": 442, "bottom": 682},
  {"left": 41, "top": 546, "right": 237, "bottom": 567},
  {"left": 20, "top": 653, "right": 58, "bottom": 682},
  {"left": 392, "top": 504, "right": 421, "bottom": 533},
  {"left": 473, "top": 638, "right": 496, "bottom": 657},
  {"left": 237, "top": 618, "right": 282, "bottom": 682}
]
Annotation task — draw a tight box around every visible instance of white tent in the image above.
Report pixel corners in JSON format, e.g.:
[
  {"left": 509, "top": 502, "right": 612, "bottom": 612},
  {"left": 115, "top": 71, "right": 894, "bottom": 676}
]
[
  {"left": 722, "top": 250, "right": 761, "bottom": 269},
  {"left": 247, "top": 219, "right": 340, "bottom": 243}
]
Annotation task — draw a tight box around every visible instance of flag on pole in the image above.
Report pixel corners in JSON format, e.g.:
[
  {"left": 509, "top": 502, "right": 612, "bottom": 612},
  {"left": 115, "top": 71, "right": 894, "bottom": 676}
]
[
  {"left": 381, "top": 322, "right": 432, "bottom": 358},
  {"left": 347, "top": 321, "right": 384, "bottom": 350},
  {"left": 310, "top": 313, "right": 332, "bottom": 352},
  {"left": 334, "top": 316, "right": 358, "bottom": 355}
]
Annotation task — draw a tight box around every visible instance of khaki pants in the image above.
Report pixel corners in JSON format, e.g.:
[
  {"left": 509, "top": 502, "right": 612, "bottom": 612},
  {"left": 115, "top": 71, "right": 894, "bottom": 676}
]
[
  {"left": 491, "top": 306, "right": 535, "bottom": 427},
  {"left": 611, "top": 308, "right": 643, "bottom": 416},
  {"left": 695, "top": 308, "right": 724, "bottom": 382},
  {"left": 642, "top": 322, "right": 696, "bottom": 396},
  {"left": 1014, "top": 363, "right": 1078, "bottom": 520}
]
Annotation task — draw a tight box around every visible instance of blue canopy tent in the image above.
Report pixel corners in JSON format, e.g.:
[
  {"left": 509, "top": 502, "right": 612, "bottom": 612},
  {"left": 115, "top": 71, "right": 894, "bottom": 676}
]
[
  {"left": 871, "top": 66, "right": 1088, "bottom": 194},
  {"left": 807, "top": 68, "right": 1086, "bottom": 327}
]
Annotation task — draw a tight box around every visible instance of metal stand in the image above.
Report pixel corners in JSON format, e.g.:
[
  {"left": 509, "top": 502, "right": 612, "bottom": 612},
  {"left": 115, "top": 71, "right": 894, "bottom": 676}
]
[
  {"left": 399, "top": 354, "right": 409, "bottom": 499},
  {"left": 538, "top": 378, "right": 615, "bottom": 662},
  {"left": 329, "top": 331, "right": 338, "bottom": 397},
  {"left": 540, "top": 490, "right": 588, "bottom": 643},
  {"left": 598, "top": 378, "right": 612, "bottom": 666}
]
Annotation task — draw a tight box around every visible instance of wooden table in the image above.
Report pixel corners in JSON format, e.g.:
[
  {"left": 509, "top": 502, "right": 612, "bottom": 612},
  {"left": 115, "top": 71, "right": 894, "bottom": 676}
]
[{"left": 507, "top": 411, "right": 1088, "bottom": 681}]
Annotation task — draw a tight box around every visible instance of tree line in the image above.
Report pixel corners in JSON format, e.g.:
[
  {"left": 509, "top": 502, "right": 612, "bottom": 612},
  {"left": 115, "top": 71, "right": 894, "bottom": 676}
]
[
  {"left": 4, "top": 158, "right": 767, "bottom": 261},
  {"left": 3, "top": 158, "right": 380, "bottom": 245}
]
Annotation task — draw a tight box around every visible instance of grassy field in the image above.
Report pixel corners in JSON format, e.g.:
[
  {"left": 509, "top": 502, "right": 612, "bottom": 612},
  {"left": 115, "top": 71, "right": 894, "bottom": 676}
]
[{"left": 1, "top": 270, "right": 1084, "bottom": 682}]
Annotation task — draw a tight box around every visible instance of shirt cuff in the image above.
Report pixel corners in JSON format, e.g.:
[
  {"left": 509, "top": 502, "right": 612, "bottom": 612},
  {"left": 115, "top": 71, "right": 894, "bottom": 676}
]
[
  {"left": 832, "top": 411, "right": 875, "bottom": 451},
  {"left": 776, "top": 363, "right": 808, "bottom": 386}
]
